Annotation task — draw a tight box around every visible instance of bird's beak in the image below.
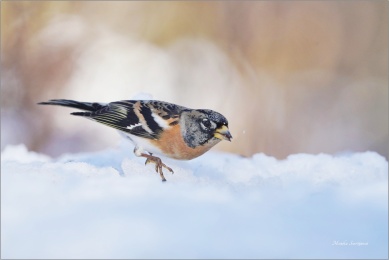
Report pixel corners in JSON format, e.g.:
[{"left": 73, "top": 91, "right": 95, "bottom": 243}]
[{"left": 214, "top": 125, "right": 232, "bottom": 141}]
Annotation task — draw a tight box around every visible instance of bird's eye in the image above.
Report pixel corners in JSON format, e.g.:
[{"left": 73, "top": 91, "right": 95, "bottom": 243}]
[{"left": 202, "top": 118, "right": 211, "bottom": 128}]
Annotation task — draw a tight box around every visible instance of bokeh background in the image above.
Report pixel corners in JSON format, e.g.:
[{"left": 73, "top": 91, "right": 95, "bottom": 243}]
[{"left": 2, "top": 1, "right": 388, "bottom": 159}]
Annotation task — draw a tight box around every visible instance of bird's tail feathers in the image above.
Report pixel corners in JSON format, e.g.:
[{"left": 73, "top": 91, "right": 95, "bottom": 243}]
[
  {"left": 71, "top": 111, "right": 93, "bottom": 117},
  {"left": 38, "top": 99, "right": 105, "bottom": 112}
]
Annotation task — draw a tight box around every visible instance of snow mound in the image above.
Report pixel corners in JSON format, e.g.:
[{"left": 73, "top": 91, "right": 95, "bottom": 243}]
[{"left": 1, "top": 143, "right": 388, "bottom": 259}]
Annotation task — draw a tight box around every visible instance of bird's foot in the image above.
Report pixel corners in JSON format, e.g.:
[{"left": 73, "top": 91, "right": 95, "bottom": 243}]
[{"left": 142, "top": 153, "right": 174, "bottom": 181}]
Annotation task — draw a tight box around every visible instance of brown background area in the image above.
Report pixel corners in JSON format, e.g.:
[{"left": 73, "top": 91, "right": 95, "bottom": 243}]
[{"left": 2, "top": 1, "right": 388, "bottom": 159}]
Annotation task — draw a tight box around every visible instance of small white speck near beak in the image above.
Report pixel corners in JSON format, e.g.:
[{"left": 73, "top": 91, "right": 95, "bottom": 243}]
[{"left": 214, "top": 125, "right": 232, "bottom": 141}]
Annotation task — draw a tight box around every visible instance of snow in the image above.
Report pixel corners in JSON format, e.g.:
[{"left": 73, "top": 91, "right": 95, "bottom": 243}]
[{"left": 1, "top": 143, "right": 388, "bottom": 259}]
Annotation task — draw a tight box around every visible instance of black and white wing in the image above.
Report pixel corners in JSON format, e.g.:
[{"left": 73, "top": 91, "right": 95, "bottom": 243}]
[{"left": 72, "top": 100, "right": 185, "bottom": 140}]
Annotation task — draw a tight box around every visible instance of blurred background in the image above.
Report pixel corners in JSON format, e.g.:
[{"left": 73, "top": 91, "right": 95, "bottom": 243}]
[{"left": 1, "top": 1, "right": 388, "bottom": 159}]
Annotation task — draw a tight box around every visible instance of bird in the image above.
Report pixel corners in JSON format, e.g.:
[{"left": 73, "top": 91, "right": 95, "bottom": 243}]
[{"left": 38, "top": 99, "right": 232, "bottom": 181}]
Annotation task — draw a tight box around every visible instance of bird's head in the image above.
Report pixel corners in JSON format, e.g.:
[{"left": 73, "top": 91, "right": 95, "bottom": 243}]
[{"left": 181, "top": 109, "right": 232, "bottom": 148}]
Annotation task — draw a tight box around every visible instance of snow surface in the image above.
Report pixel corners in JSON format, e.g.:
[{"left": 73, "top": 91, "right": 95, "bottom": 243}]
[{"left": 1, "top": 143, "right": 388, "bottom": 259}]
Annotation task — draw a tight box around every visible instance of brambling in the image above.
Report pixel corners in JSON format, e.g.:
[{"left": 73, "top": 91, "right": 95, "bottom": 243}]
[{"left": 38, "top": 99, "right": 232, "bottom": 181}]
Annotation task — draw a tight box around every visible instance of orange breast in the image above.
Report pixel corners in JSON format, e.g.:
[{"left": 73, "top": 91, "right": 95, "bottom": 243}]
[{"left": 150, "top": 124, "right": 217, "bottom": 160}]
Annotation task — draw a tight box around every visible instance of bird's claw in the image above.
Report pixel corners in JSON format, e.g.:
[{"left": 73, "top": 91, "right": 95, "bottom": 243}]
[{"left": 142, "top": 153, "right": 174, "bottom": 181}]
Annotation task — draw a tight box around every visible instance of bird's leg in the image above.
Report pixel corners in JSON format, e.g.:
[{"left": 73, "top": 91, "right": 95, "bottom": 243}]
[{"left": 141, "top": 153, "right": 174, "bottom": 182}]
